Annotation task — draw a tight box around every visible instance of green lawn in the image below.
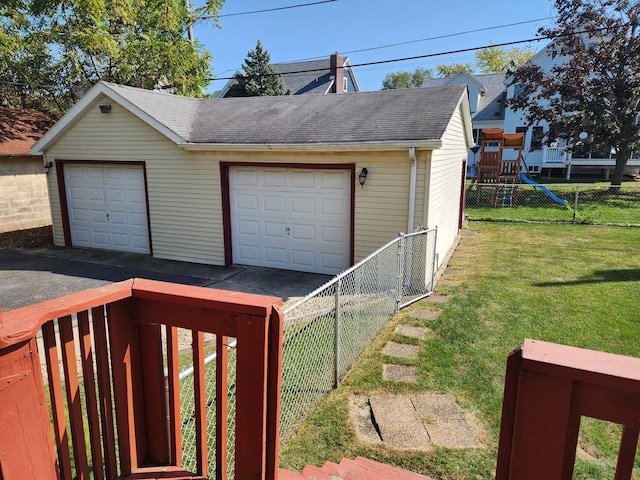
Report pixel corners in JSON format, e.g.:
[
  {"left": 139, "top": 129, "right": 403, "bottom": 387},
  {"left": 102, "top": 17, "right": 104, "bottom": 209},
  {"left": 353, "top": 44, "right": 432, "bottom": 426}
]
[{"left": 279, "top": 222, "right": 640, "bottom": 479}]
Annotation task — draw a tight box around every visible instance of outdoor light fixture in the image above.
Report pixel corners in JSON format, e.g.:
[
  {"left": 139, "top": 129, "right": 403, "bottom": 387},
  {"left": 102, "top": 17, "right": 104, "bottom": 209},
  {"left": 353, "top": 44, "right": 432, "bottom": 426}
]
[
  {"left": 358, "top": 167, "right": 368, "bottom": 188},
  {"left": 99, "top": 104, "right": 112, "bottom": 114},
  {"left": 44, "top": 161, "right": 53, "bottom": 174}
]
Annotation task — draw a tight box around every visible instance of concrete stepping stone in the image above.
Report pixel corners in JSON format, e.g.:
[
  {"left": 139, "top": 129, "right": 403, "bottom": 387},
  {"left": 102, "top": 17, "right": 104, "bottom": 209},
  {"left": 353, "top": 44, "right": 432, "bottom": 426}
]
[
  {"left": 382, "top": 364, "right": 418, "bottom": 383},
  {"left": 383, "top": 341, "right": 419, "bottom": 360},
  {"left": 352, "top": 393, "right": 482, "bottom": 451},
  {"left": 437, "top": 279, "right": 460, "bottom": 287},
  {"left": 394, "top": 325, "right": 428, "bottom": 340},
  {"left": 368, "top": 396, "right": 432, "bottom": 450}
]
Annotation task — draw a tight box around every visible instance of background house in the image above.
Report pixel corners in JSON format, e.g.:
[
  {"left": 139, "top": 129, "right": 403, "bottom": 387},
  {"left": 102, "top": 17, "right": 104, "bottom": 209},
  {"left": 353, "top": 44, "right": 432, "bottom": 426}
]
[
  {"left": 0, "top": 106, "right": 55, "bottom": 235},
  {"left": 504, "top": 43, "right": 640, "bottom": 178},
  {"left": 217, "top": 52, "right": 360, "bottom": 97},
  {"left": 33, "top": 82, "right": 472, "bottom": 275},
  {"left": 423, "top": 71, "right": 507, "bottom": 168}
]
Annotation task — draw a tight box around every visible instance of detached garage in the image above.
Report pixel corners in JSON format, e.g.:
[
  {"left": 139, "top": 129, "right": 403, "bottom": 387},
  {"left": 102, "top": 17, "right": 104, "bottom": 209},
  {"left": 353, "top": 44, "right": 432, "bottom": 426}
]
[{"left": 33, "top": 82, "right": 472, "bottom": 275}]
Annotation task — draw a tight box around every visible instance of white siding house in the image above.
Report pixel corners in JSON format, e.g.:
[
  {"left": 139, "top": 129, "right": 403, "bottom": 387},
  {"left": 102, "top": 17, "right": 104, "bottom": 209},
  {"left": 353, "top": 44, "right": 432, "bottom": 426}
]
[{"left": 33, "top": 82, "right": 472, "bottom": 275}]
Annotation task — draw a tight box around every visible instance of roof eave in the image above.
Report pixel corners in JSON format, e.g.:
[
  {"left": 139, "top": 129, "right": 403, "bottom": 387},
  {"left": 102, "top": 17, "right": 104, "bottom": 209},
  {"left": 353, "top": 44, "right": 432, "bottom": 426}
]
[{"left": 180, "top": 140, "right": 443, "bottom": 152}]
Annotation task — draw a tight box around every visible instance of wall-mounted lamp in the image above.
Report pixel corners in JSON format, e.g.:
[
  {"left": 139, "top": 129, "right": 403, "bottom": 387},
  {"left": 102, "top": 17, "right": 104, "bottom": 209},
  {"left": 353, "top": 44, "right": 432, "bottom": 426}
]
[
  {"left": 358, "top": 167, "right": 368, "bottom": 188},
  {"left": 44, "top": 161, "right": 53, "bottom": 174},
  {"left": 99, "top": 104, "right": 112, "bottom": 114}
]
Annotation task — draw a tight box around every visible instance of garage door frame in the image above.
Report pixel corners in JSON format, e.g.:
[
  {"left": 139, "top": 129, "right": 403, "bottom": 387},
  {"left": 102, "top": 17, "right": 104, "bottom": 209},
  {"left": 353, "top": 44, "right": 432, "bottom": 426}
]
[
  {"left": 221, "top": 162, "right": 355, "bottom": 269},
  {"left": 56, "top": 159, "right": 153, "bottom": 253}
]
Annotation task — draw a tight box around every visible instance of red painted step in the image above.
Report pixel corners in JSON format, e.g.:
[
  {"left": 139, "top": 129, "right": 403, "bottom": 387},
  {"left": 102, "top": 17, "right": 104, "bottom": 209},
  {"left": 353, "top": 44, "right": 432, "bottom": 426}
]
[{"left": 279, "top": 457, "right": 432, "bottom": 479}]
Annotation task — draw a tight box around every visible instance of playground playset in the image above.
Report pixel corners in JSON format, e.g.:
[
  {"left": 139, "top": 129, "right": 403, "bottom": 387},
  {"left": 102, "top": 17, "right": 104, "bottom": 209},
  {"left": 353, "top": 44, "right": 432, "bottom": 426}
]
[{"left": 468, "top": 129, "right": 567, "bottom": 206}]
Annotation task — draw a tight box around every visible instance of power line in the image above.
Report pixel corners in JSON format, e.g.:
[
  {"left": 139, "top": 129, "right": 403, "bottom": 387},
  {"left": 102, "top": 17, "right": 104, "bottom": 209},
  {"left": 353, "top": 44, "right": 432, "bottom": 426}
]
[
  {"left": 200, "top": 0, "right": 338, "bottom": 20},
  {"left": 290, "top": 17, "right": 554, "bottom": 62},
  {"left": 208, "top": 24, "right": 621, "bottom": 82},
  {"left": 213, "top": 16, "right": 553, "bottom": 77}
]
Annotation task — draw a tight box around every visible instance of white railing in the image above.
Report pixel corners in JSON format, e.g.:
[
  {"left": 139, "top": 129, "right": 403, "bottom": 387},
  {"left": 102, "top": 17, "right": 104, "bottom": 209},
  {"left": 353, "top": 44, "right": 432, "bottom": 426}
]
[{"left": 542, "top": 146, "right": 569, "bottom": 165}]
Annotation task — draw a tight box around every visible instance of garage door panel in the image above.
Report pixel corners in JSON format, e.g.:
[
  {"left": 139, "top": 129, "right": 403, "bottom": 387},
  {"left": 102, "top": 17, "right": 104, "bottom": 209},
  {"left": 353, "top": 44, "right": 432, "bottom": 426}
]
[
  {"left": 263, "top": 195, "right": 286, "bottom": 214},
  {"left": 65, "top": 164, "right": 150, "bottom": 254},
  {"left": 291, "top": 250, "right": 315, "bottom": 269},
  {"left": 87, "top": 187, "right": 105, "bottom": 202},
  {"left": 130, "top": 212, "right": 148, "bottom": 227},
  {"left": 231, "top": 166, "right": 350, "bottom": 274},
  {"left": 290, "top": 224, "right": 315, "bottom": 241},
  {"left": 289, "top": 170, "right": 315, "bottom": 188},
  {"left": 236, "top": 194, "right": 258, "bottom": 212},
  {"left": 91, "top": 231, "right": 110, "bottom": 247},
  {"left": 289, "top": 196, "right": 315, "bottom": 215},
  {"left": 319, "top": 253, "right": 347, "bottom": 271},
  {"left": 264, "top": 247, "right": 287, "bottom": 265},
  {"left": 264, "top": 221, "right": 286, "bottom": 238},
  {"left": 263, "top": 170, "right": 287, "bottom": 187}
]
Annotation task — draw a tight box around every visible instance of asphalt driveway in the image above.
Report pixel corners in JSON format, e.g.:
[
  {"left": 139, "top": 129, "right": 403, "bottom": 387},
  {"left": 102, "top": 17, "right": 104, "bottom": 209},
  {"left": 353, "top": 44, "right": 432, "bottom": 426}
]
[{"left": 0, "top": 246, "right": 332, "bottom": 311}]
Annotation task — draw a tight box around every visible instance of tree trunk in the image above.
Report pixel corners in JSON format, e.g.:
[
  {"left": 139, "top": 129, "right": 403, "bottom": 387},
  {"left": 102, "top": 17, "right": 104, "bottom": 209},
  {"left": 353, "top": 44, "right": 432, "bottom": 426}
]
[{"left": 609, "top": 148, "right": 630, "bottom": 193}]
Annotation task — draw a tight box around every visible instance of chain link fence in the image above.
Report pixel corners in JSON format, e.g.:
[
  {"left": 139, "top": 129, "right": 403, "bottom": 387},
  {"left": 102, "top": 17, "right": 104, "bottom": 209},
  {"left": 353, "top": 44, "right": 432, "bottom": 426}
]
[
  {"left": 465, "top": 182, "right": 640, "bottom": 226},
  {"left": 177, "top": 227, "right": 438, "bottom": 477}
]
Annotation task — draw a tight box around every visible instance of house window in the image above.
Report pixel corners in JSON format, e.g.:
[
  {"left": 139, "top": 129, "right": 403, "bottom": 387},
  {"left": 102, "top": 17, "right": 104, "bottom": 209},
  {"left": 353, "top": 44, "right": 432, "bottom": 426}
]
[
  {"left": 343, "top": 77, "right": 348, "bottom": 92},
  {"left": 530, "top": 126, "right": 544, "bottom": 151},
  {"left": 472, "top": 128, "right": 483, "bottom": 145},
  {"left": 513, "top": 84, "right": 524, "bottom": 99}
]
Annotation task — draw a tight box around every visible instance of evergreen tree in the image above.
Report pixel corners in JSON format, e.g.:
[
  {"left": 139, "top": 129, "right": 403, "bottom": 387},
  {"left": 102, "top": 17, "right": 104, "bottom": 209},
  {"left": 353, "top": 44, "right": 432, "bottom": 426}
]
[{"left": 227, "top": 40, "right": 289, "bottom": 97}]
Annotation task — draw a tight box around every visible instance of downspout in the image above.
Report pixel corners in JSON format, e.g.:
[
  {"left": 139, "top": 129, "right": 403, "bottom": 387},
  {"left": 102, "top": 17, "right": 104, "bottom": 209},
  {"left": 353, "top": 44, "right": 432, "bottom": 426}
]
[{"left": 408, "top": 147, "right": 417, "bottom": 233}]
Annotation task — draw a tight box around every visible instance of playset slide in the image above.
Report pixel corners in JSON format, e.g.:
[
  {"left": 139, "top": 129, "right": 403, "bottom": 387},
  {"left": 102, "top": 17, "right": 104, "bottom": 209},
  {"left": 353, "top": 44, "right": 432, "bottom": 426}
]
[{"left": 519, "top": 173, "right": 568, "bottom": 205}]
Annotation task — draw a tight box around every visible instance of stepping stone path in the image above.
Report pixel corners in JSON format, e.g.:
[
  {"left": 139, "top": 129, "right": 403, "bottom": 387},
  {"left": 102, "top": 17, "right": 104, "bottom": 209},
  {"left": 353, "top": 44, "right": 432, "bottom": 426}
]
[
  {"left": 424, "top": 294, "right": 449, "bottom": 304},
  {"left": 411, "top": 308, "right": 439, "bottom": 320}
]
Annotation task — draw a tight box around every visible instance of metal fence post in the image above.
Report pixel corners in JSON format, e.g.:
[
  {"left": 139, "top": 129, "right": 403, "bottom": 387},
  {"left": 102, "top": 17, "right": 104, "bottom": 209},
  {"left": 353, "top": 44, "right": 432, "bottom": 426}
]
[
  {"left": 572, "top": 185, "right": 580, "bottom": 224},
  {"left": 334, "top": 278, "right": 341, "bottom": 388},
  {"left": 396, "top": 234, "right": 405, "bottom": 313},
  {"left": 431, "top": 227, "right": 439, "bottom": 292}
]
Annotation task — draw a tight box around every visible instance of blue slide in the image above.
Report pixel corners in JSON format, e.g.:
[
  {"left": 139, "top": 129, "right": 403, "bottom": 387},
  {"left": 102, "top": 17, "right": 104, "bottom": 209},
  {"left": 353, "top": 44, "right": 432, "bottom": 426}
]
[{"left": 519, "top": 173, "right": 568, "bottom": 205}]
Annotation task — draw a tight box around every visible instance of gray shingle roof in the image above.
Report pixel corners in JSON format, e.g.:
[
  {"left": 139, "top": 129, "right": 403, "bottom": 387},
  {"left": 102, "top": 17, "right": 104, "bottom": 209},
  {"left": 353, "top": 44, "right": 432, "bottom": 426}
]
[
  {"left": 422, "top": 73, "right": 506, "bottom": 121},
  {"left": 273, "top": 59, "right": 334, "bottom": 95},
  {"left": 104, "top": 83, "right": 467, "bottom": 146},
  {"left": 471, "top": 73, "right": 507, "bottom": 122}
]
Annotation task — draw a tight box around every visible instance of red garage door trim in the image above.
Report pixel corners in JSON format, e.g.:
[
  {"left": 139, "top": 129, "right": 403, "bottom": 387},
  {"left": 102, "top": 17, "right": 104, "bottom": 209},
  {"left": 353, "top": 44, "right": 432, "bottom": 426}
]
[{"left": 220, "top": 162, "right": 355, "bottom": 269}]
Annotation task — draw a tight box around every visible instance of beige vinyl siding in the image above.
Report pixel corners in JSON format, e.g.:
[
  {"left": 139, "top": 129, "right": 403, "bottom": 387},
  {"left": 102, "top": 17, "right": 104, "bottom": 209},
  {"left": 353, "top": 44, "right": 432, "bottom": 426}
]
[
  {"left": 45, "top": 95, "right": 224, "bottom": 265},
  {"left": 45, "top": 96, "right": 429, "bottom": 266},
  {"left": 425, "top": 104, "right": 468, "bottom": 268}
]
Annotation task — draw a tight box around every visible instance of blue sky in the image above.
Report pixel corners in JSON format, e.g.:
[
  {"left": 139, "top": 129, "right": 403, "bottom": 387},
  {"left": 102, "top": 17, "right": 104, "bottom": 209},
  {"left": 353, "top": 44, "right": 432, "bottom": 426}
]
[{"left": 194, "top": 0, "right": 557, "bottom": 94}]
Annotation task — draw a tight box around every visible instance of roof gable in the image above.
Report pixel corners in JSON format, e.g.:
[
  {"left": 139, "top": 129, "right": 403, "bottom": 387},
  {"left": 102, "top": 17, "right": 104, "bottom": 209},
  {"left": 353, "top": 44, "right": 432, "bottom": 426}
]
[
  {"left": 0, "top": 107, "right": 55, "bottom": 155},
  {"left": 32, "top": 82, "right": 196, "bottom": 154}
]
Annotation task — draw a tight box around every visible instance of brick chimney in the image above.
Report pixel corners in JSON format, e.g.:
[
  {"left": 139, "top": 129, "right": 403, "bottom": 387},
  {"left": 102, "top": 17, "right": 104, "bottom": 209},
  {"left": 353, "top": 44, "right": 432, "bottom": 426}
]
[{"left": 330, "top": 52, "right": 345, "bottom": 93}]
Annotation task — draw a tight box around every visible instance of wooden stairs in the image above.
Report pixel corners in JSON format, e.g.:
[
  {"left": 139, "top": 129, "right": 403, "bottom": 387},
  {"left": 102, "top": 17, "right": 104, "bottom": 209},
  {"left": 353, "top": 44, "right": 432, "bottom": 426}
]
[{"left": 279, "top": 457, "right": 432, "bottom": 479}]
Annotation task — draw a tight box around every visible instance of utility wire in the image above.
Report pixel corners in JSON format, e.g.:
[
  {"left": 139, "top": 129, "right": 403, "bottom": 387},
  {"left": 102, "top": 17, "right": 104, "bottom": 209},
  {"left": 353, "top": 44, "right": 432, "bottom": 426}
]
[{"left": 207, "top": 24, "right": 621, "bottom": 82}]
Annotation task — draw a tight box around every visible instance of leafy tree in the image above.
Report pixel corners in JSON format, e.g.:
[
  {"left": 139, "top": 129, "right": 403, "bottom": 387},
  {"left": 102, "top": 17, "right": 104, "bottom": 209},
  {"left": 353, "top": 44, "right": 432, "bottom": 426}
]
[
  {"left": 381, "top": 67, "right": 432, "bottom": 89},
  {"left": 476, "top": 45, "right": 535, "bottom": 73},
  {"left": 507, "top": 0, "right": 640, "bottom": 189},
  {"left": 0, "top": 0, "right": 224, "bottom": 117},
  {"left": 227, "top": 40, "right": 289, "bottom": 97},
  {"left": 435, "top": 62, "right": 475, "bottom": 77}
]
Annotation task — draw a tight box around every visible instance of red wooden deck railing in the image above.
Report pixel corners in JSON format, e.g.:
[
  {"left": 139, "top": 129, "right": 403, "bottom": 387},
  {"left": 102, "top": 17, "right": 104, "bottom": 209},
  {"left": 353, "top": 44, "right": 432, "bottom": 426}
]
[
  {"left": 0, "top": 279, "right": 283, "bottom": 480},
  {"left": 496, "top": 339, "right": 640, "bottom": 480}
]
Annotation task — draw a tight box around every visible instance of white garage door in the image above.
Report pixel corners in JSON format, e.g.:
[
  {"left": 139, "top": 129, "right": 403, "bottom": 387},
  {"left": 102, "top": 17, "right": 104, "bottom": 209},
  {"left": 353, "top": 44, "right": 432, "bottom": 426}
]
[
  {"left": 230, "top": 166, "right": 351, "bottom": 274},
  {"left": 64, "top": 164, "right": 150, "bottom": 254}
]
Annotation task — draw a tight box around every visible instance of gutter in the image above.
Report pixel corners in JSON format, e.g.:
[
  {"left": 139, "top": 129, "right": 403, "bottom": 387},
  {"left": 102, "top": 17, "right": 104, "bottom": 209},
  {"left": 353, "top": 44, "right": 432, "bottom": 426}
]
[
  {"left": 408, "top": 147, "right": 417, "bottom": 233},
  {"left": 179, "top": 140, "right": 443, "bottom": 152}
]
